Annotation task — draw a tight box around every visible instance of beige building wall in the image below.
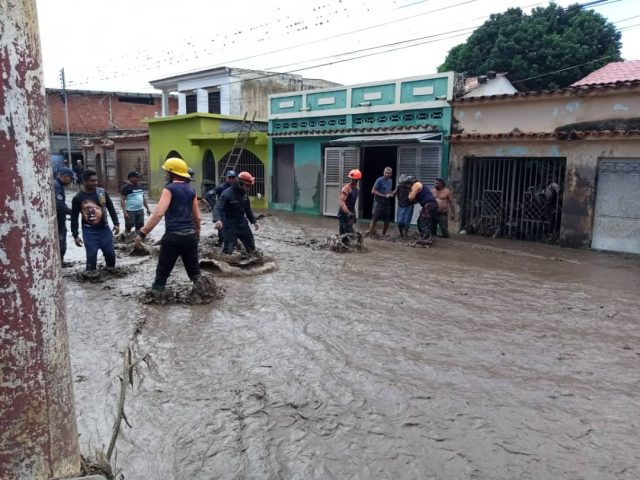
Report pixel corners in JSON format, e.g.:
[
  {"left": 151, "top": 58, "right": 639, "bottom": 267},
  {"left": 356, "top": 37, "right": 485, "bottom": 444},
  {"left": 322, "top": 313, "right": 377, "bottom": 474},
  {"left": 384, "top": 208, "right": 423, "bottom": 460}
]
[{"left": 453, "top": 90, "right": 640, "bottom": 135}]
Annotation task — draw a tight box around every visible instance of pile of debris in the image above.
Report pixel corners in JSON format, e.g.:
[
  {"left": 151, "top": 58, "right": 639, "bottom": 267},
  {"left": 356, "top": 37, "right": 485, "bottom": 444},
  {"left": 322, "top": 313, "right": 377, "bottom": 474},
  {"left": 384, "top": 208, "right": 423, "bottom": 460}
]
[
  {"left": 69, "top": 266, "right": 136, "bottom": 283},
  {"left": 140, "top": 275, "right": 224, "bottom": 305},
  {"left": 326, "top": 232, "right": 365, "bottom": 253},
  {"left": 200, "top": 249, "right": 277, "bottom": 276}
]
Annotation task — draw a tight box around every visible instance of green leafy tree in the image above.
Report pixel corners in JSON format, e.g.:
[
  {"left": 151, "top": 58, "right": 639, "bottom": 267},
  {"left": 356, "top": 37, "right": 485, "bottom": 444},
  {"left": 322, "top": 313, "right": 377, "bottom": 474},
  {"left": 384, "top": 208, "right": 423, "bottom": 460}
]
[{"left": 438, "top": 3, "right": 622, "bottom": 90}]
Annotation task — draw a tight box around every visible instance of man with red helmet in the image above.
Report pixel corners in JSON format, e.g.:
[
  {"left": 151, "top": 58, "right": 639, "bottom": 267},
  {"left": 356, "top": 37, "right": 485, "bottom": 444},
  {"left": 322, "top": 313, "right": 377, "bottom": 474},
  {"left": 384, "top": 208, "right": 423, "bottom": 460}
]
[
  {"left": 213, "top": 171, "right": 259, "bottom": 254},
  {"left": 337, "top": 169, "right": 362, "bottom": 235}
]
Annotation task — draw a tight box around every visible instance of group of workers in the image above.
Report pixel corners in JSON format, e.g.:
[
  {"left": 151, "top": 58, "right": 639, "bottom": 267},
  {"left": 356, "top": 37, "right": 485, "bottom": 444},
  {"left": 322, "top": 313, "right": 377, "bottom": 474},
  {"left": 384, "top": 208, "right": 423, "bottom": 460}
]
[
  {"left": 54, "top": 156, "right": 455, "bottom": 290},
  {"left": 54, "top": 157, "right": 258, "bottom": 292},
  {"left": 338, "top": 166, "right": 455, "bottom": 245}
]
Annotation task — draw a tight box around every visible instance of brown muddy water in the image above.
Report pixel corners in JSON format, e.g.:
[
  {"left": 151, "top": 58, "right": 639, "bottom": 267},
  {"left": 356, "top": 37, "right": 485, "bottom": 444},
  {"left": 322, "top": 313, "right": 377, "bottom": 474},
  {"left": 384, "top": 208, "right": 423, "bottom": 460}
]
[{"left": 62, "top": 208, "right": 640, "bottom": 479}]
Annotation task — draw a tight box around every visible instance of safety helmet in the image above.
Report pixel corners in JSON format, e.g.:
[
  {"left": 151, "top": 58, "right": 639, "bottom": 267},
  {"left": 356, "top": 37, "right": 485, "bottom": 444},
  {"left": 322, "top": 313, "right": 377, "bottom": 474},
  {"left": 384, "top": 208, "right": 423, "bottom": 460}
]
[
  {"left": 162, "top": 157, "right": 190, "bottom": 178},
  {"left": 225, "top": 170, "right": 237, "bottom": 178},
  {"left": 405, "top": 175, "right": 417, "bottom": 184},
  {"left": 237, "top": 171, "right": 255, "bottom": 186},
  {"left": 348, "top": 169, "right": 362, "bottom": 180}
]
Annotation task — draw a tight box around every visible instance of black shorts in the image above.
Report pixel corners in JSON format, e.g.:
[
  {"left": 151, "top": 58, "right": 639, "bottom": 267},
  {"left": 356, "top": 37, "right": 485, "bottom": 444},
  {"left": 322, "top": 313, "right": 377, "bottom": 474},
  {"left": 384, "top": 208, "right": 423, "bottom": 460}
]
[
  {"left": 371, "top": 201, "right": 391, "bottom": 222},
  {"left": 125, "top": 209, "right": 144, "bottom": 231}
]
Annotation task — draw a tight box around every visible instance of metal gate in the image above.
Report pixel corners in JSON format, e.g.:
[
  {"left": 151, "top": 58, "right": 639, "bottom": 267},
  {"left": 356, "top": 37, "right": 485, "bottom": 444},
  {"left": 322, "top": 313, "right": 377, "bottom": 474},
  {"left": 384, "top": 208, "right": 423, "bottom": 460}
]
[
  {"left": 592, "top": 159, "right": 640, "bottom": 254},
  {"left": 461, "top": 157, "right": 565, "bottom": 242},
  {"left": 322, "top": 147, "right": 360, "bottom": 216}
]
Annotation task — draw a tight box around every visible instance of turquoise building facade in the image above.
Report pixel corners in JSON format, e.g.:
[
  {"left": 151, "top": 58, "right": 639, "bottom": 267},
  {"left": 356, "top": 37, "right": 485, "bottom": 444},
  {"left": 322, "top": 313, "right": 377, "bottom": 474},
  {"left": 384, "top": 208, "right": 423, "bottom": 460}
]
[{"left": 268, "top": 72, "right": 456, "bottom": 219}]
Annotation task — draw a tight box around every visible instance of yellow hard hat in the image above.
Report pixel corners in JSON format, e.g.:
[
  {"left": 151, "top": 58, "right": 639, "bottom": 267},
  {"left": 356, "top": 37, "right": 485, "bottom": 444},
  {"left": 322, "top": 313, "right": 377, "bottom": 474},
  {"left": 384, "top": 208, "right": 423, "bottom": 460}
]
[{"left": 162, "top": 157, "right": 190, "bottom": 178}]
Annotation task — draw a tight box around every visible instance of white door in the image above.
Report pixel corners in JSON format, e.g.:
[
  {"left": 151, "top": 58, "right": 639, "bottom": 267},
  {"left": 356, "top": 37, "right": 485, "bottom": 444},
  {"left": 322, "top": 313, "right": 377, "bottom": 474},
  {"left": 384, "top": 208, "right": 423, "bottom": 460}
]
[
  {"left": 592, "top": 159, "right": 640, "bottom": 254},
  {"left": 323, "top": 147, "right": 360, "bottom": 216},
  {"left": 397, "top": 145, "right": 441, "bottom": 224}
]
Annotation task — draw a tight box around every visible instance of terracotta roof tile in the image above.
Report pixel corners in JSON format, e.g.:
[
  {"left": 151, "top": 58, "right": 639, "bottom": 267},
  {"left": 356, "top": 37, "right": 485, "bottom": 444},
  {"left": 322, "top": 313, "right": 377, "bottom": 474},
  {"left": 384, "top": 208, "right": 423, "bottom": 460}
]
[
  {"left": 449, "top": 129, "right": 640, "bottom": 142},
  {"left": 572, "top": 60, "right": 640, "bottom": 86},
  {"left": 452, "top": 79, "right": 640, "bottom": 104}
]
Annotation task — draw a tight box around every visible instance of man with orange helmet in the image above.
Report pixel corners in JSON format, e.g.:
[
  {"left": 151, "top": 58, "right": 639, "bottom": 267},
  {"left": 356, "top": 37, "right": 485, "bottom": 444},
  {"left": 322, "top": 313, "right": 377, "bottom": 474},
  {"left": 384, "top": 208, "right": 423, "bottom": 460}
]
[
  {"left": 213, "top": 171, "right": 259, "bottom": 254},
  {"left": 134, "top": 157, "right": 202, "bottom": 291},
  {"left": 337, "top": 169, "right": 362, "bottom": 235}
]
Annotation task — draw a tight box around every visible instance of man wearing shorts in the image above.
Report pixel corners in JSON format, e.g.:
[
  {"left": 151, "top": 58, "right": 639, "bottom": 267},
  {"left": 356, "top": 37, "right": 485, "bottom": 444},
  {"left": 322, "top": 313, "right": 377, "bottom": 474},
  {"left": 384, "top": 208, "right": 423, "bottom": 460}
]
[{"left": 369, "top": 166, "right": 394, "bottom": 236}]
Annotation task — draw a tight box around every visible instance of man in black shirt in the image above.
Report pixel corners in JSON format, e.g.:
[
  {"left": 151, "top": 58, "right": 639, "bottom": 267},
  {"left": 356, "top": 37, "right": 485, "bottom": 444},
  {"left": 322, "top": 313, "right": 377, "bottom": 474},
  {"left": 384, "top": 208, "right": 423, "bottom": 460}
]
[
  {"left": 54, "top": 167, "right": 74, "bottom": 264},
  {"left": 71, "top": 169, "right": 120, "bottom": 271}
]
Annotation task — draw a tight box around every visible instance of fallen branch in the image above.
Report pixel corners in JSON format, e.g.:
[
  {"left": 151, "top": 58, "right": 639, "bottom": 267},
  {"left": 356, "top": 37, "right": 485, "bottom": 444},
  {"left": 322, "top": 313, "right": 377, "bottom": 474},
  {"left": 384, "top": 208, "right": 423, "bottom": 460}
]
[{"left": 106, "top": 344, "right": 132, "bottom": 461}]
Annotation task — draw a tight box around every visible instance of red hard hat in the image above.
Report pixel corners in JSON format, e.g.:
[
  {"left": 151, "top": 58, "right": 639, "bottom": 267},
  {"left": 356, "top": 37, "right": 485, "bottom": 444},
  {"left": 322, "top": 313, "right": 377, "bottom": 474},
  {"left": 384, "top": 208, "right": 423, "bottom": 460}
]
[
  {"left": 348, "top": 169, "right": 362, "bottom": 180},
  {"left": 237, "top": 171, "right": 255, "bottom": 185}
]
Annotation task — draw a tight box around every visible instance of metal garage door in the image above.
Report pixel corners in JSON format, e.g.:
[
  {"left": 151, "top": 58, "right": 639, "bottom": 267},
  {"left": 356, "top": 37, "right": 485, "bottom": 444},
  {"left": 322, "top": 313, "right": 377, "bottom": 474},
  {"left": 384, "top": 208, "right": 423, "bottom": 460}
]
[{"left": 592, "top": 159, "right": 640, "bottom": 254}]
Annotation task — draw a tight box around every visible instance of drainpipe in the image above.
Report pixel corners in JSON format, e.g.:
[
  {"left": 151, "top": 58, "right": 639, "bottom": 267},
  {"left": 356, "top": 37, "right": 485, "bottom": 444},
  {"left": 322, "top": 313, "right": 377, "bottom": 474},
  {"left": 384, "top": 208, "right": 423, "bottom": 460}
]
[{"left": 0, "top": 1, "right": 81, "bottom": 479}]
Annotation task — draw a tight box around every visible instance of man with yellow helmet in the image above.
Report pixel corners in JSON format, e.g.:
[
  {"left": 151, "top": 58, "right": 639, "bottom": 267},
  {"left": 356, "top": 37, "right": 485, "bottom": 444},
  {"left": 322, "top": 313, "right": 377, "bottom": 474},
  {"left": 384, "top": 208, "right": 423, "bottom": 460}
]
[{"left": 134, "top": 157, "right": 202, "bottom": 291}]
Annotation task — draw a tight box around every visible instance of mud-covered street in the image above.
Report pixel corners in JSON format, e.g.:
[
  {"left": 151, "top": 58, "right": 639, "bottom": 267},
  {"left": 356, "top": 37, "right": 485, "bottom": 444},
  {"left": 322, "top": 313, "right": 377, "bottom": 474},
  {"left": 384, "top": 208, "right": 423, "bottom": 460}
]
[{"left": 63, "top": 209, "right": 640, "bottom": 480}]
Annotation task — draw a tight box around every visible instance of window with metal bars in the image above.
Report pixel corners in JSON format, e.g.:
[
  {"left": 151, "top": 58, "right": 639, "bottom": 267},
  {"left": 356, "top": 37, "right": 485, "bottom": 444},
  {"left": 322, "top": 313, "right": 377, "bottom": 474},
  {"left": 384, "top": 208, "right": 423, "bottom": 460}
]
[
  {"left": 218, "top": 150, "right": 265, "bottom": 197},
  {"left": 208, "top": 91, "right": 221, "bottom": 114}
]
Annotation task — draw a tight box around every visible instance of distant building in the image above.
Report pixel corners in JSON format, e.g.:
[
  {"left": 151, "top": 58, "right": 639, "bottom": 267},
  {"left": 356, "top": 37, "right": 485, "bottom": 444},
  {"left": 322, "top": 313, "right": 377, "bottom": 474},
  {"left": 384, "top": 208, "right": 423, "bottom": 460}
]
[
  {"left": 149, "top": 66, "right": 340, "bottom": 119},
  {"left": 449, "top": 66, "right": 640, "bottom": 254},
  {"left": 145, "top": 67, "right": 339, "bottom": 202},
  {"left": 46, "top": 88, "right": 177, "bottom": 190},
  {"left": 268, "top": 72, "right": 458, "bottom": 219}
]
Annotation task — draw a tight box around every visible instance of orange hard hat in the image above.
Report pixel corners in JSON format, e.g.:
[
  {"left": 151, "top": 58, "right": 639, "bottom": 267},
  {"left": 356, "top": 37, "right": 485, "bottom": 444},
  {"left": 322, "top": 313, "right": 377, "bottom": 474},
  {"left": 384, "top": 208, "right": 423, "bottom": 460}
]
[
  {"left": 237, "top": 171, "right": 255, "bottom": 186},
  {"left": 348, "top": 169, "right": 362, "bottom": 180}
]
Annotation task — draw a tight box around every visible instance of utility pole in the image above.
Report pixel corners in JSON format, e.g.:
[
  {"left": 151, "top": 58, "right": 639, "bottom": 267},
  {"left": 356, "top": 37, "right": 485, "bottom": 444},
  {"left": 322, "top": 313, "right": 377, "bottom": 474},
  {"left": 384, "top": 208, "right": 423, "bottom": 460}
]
[
  {"left": 0, "top": 1, "right": 81, "bottom": 478},
  {"left": 60, "top": 67, "right": 73, "bottom": 165}
]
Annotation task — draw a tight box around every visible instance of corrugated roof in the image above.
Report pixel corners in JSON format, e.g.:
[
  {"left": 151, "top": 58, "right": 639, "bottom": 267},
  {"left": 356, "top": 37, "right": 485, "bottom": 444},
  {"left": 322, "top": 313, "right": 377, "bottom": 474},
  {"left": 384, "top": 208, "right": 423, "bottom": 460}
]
[
  {"left": 572, "top": 60, "right": 640, "bottom": 86},
  {"left": 452, "top": 79, "right": 640, "bottom": 104}
]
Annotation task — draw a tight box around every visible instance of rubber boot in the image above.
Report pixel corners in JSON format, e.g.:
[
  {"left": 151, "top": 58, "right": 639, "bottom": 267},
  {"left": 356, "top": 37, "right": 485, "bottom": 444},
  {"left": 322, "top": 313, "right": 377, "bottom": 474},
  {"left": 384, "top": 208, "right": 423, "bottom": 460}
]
[{"left": 151, "top": 283, "right": 165, "bottom": 292}]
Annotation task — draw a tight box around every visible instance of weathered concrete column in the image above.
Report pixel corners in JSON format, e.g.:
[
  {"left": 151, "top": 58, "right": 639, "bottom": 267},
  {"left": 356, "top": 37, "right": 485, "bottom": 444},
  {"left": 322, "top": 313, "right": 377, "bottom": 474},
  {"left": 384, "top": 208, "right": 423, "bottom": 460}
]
[{"left": 0, "top": 1, "right": 81, "bottom": 479}]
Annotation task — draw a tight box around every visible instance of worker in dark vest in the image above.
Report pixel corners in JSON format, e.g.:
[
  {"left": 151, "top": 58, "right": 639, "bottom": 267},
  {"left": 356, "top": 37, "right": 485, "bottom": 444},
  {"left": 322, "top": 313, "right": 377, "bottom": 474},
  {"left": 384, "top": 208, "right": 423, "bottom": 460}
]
[
  {"left": 408, "top": 178, "right": 438, "bottom": 245},
  {"left": 134, "top": 157, "right": 202, "bottom": 292},
  {"left": 205, "top": 170, "right": 236, "bottom": 246},
  {"left": 337, "top": 169, "right": 362, "bottom": 235},
  {"left": 213, "top": 171, "right": 259, "bottom": 254}
]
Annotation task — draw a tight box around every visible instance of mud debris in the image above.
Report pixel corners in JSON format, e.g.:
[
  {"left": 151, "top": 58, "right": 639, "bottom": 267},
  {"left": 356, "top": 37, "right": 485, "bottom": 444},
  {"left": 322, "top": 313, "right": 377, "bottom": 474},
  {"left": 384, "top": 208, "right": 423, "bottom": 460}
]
[
  {"left": 69, "top": 265, "right": 136, "bottom": 283},
  {"left": 326, "top": 232, "right": 366, "bottom": 253},
  {"left": 200, "top": 249, "right": 278, "bottom": 277},
  {"left": 140, "top": 275, "right": 224, "bottom": 305}
]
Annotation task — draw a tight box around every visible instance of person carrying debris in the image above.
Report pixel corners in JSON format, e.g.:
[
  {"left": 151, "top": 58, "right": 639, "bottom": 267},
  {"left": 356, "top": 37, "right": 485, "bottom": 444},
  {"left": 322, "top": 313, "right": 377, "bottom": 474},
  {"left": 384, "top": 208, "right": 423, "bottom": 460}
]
[
  {"left": 205, "top": 170, "right": 237, "bottom": 246},
  {"left": 120, "top": 171, "right": 151, "bottom": 237},
  {"left": 71, "top": 169, "right": 120, "bottom": 270},
  {"left": 54, "top": 167, "right": 74, "bottom": 265},
  {"left": 213, "top": 171, "right": 259, "bottom": 255},
  {"left": 408, "top": 177, "right": 438, "bottom": 245},
  {"left": 338, "top": 169, "right": 362, "bottom": 235},
  {"left": 134, "top": 157, "right": 203, "bottom": 292},
  {"left": 395, "top": 174, "right": 416, "bottom": 237}
]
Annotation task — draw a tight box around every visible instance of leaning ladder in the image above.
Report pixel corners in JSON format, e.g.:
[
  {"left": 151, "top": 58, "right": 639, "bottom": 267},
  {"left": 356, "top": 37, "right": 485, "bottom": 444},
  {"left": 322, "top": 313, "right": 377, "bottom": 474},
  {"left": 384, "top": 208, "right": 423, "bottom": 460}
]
[{"left": 222, "top": 111, "right": 256, "bottom": 175}]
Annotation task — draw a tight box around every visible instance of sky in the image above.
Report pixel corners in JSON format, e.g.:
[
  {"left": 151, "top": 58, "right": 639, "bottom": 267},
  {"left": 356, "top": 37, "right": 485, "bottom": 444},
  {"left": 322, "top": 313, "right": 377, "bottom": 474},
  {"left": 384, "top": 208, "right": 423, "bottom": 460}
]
[{"left": 35, "top": 0, "right": 640, "bottom": 93}]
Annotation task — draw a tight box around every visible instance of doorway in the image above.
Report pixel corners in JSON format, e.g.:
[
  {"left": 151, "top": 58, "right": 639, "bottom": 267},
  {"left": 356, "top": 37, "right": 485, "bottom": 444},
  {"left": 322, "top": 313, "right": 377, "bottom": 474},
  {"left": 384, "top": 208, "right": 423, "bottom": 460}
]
[
  {"left": 361, "top": 146, "right": 397, "bottom": 219},
  {"left": 273, "top": 144, "right": 295, "bottom": 205}
]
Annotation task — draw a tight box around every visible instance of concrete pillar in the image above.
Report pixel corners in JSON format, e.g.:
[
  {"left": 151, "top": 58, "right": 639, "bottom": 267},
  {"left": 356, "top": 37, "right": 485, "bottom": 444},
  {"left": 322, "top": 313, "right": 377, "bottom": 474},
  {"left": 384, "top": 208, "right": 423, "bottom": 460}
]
[
  {"left": 0, "top": 1, "right": 81, "bottom": 479},
  {"left": 178, "top": 92, "right": 186, "bottom": 114},
  {"left": 161, "top": 90, "right": 170, "bottom": 117},
  {"left": 196, "top": 88, "right": 208, "bottom": 113}
]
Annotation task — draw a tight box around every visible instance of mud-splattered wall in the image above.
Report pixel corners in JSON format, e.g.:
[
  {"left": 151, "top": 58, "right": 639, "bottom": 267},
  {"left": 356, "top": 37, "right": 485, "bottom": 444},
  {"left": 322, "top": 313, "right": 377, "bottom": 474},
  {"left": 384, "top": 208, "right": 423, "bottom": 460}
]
[{"left": 449, "top": 139, "right": 640, "bottom": 248}]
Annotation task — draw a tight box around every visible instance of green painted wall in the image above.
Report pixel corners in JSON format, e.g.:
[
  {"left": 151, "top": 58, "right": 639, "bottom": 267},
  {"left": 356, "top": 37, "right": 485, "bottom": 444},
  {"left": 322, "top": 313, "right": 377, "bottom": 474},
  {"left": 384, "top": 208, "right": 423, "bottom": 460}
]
[
  {"left": 270, "top": 137, "right": 333, "bottom": 215},
  {"left": 147, "top": 114, "right": 268, "bottom": 208}
]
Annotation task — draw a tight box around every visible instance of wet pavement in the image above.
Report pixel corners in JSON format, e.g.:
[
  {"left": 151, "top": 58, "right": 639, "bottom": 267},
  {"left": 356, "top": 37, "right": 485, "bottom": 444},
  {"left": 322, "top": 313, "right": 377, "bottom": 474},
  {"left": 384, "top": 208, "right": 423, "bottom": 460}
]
[{"left": 63, "top": 206, "right": 640, "bottom": 479}]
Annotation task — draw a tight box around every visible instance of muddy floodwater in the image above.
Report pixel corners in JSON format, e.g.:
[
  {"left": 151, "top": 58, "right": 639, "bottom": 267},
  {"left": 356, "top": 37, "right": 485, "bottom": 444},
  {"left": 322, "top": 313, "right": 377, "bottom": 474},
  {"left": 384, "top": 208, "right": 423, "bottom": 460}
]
[{"left": 63, "top": 208, "right": 640, "bottom": 479}]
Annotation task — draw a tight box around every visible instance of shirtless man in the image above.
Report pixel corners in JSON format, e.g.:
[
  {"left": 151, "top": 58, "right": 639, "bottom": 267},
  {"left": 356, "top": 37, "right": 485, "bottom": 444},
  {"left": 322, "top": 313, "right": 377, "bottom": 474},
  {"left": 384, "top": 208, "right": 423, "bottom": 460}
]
[{"left": 430, "top": 178, "right": 455, "bottom": 238}]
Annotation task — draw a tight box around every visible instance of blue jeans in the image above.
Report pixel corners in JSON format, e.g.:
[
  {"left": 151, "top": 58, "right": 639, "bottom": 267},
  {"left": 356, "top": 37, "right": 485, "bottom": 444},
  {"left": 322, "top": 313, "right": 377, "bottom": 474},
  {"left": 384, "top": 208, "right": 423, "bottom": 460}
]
[
  {"left": 82, "top": 226, "right": 116, "bottom": 270},
  {"left": 397, "top": 205, "right": 414, "bottom": 228}
]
